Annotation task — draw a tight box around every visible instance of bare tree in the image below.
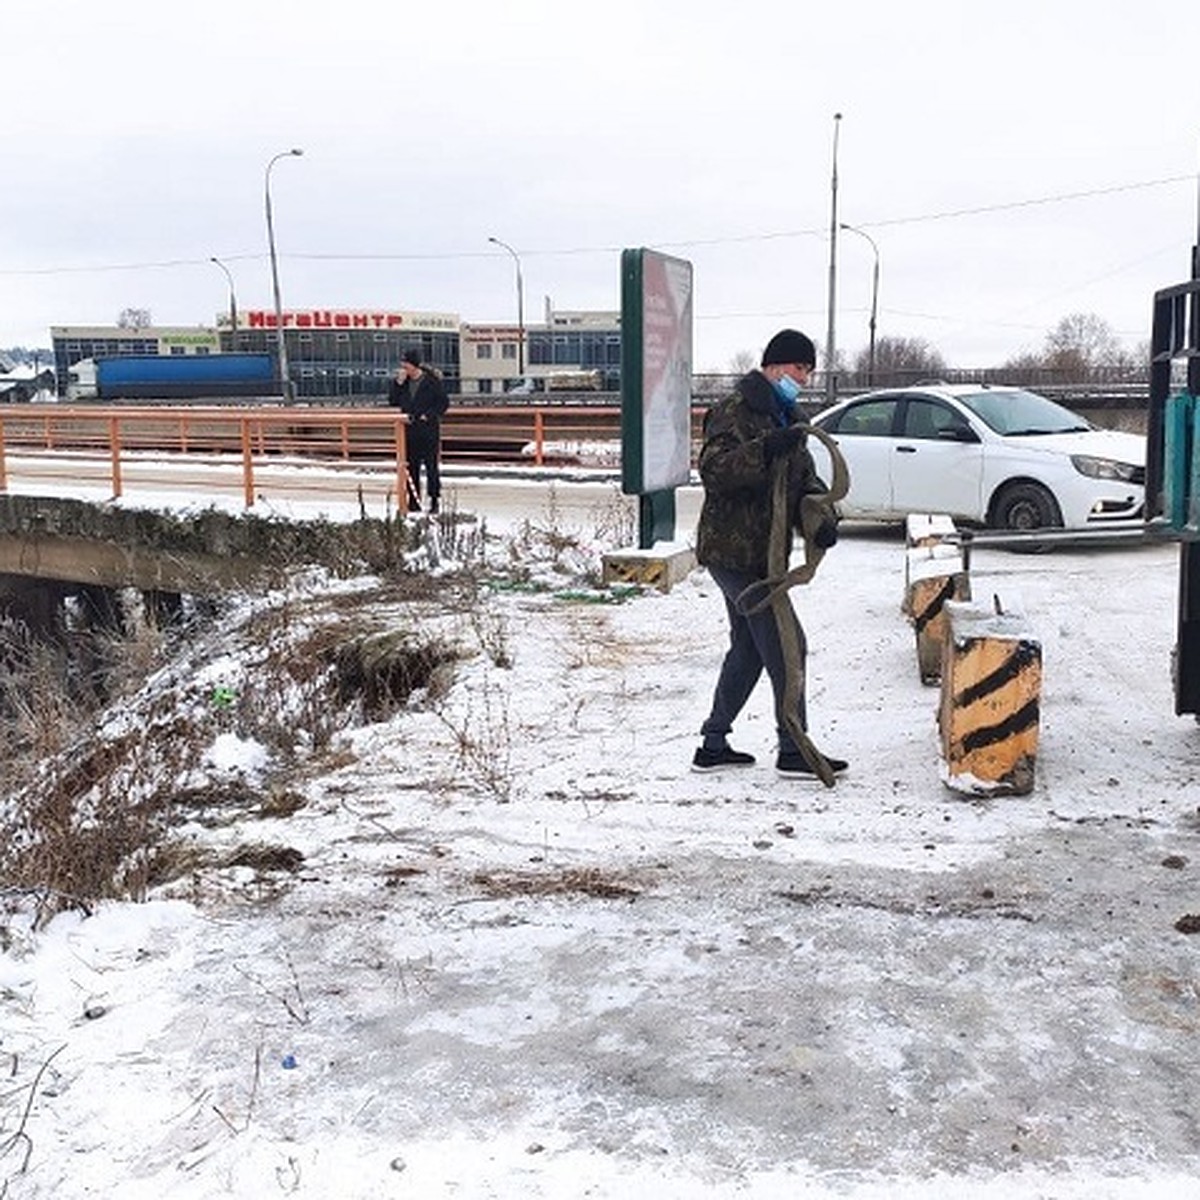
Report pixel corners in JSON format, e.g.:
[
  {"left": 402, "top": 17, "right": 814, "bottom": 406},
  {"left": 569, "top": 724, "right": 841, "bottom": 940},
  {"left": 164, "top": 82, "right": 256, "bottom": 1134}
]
[
  {"left": 857, "top": 336, "right": 946, "bottom": 388},
  {"left": 1002, "top": 313, "right": 1129, "bottom": 384},
  {"left": 998, "top": 349, "right": 1049, "bottom": 387},
  {"left": 1042, "top": 312, "right": 1123, "bottom": 380},
  {"left": 727, "top": 350, "right": 756, "bottom": 375},
  {"left": 117, "top": 307, "right": 152, "bottom": 330}
]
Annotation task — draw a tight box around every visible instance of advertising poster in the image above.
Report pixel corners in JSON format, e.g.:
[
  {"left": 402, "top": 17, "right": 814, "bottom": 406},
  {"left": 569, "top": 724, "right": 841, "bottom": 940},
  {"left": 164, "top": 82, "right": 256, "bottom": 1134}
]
[{"left": 621, "top": 249, "right": 694, "bottom": 497}]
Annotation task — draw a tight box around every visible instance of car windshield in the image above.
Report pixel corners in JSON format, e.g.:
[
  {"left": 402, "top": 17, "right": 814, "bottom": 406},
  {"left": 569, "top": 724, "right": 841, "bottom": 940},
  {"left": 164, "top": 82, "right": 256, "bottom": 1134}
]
[{"left": 954, "top": 388, "right": 1092, "bottom": 436}]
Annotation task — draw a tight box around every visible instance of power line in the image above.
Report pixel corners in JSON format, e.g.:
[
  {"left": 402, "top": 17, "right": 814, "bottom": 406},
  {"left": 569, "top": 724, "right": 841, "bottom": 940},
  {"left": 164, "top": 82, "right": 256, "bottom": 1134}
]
[
  {"left": 0, "top": 173, "right": 1191, "bottom": 278},
  {"left": 858, "top": 174, "right": 1193, "bottom": 230}
]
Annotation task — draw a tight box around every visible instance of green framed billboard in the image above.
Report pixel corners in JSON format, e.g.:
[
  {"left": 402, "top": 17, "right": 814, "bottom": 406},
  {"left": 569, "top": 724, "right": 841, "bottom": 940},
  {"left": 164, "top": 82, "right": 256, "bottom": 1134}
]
[{"left": 620, "top": 248, "right": 694, "bottom": 546}]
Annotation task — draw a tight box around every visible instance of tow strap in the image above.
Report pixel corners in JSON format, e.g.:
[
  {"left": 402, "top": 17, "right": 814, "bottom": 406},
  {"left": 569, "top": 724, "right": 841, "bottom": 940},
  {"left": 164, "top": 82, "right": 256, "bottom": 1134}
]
[{"left": 735, "top": 425, "right": 850, "bottom": 787}]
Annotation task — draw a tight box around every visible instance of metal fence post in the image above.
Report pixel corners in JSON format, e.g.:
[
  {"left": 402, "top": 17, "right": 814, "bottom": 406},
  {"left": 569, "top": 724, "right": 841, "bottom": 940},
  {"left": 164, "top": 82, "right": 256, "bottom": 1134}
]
[
  {"left": 109, "top": 415, "right": 123, "bottom": 499},
  {"left": 394, "top": 418, "right": 409, "bottom": 515},
  {"left": 240, "top": 417, "right": 255, "bottom": 508}
]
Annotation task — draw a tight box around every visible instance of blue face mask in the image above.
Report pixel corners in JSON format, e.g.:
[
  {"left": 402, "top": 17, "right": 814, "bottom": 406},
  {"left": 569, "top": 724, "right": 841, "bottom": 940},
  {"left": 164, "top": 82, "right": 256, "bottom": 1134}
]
[{"left": 772, "top": 372, "right": 803, "bottom": 404}]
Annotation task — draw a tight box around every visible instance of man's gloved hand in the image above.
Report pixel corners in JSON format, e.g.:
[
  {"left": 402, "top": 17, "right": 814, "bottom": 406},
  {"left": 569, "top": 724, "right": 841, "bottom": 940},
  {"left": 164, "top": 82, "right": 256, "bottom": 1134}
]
[
  {"left": 799, "top": 496, "right": 840, "bottom": 549},
  {"left": 763, "top": 424, "right": 807, "bottom": 462},
  {"left": 813, "top": 516, "right": 839, "bottom": 549}
]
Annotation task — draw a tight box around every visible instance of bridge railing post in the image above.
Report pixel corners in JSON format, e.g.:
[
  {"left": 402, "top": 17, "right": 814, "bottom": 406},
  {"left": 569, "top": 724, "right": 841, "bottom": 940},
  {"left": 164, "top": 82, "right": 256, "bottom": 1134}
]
[
  {"left": 109, "top": 415, "right": 123, "bottom": 499},
  {"left": 394, "top": 417, "right": 409, "bottom": 515},
  {"left": 240, "top": 417, "right": 255, "bottom": 508}
]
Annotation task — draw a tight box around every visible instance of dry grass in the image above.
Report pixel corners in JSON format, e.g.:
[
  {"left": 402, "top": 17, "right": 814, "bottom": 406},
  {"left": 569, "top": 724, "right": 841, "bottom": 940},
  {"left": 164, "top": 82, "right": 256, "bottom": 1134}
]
[
  {"left": 472, "top": 866, "right": 641, "bottom": 901},
  {"left": 0, "top": 498, "right": 645, "bottom": 927},
  {"left": 0, "top": 577, "right": 466, "bottom": 926}
]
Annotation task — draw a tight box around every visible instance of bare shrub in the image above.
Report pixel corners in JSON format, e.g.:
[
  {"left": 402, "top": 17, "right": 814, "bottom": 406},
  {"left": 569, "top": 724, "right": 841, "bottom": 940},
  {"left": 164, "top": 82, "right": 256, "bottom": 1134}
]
[
  {"left": 1, "top": 713, "right": 206, "bottom": 925},
  {"left": 591, "top": 488, "right": 638, "bottom": 547},
  {"left": 468, "top": 603, "right": 512, "bottom": 669},
  {"left": 435, "top": 667, "right": 515, "bottom": 803},
  {"left": 333, "top": 629, "right": 462, "bottom": 721},
  {"left": 92, "top": 589, "right": 169, "bottom": 698},
  {"left": 0, "top": 618, "right": 81, "bottom": 783}
]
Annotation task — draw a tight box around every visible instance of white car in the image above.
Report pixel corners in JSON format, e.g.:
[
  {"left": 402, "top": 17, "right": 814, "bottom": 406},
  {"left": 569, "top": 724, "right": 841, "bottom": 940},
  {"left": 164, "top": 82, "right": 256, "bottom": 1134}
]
[{"left": 808, "top": 383, "right": 1145, "bottom": 531}]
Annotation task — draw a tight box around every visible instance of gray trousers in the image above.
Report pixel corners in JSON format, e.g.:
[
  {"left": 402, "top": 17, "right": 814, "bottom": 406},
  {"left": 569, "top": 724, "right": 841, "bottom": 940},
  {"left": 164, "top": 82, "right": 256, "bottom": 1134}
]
[{"left": 699, "top": 565, "right": 807, "bottom": 755}]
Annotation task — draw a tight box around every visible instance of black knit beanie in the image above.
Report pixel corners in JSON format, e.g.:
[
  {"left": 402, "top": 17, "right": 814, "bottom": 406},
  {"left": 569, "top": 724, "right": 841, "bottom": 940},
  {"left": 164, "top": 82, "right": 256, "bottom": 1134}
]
[
  {"left": 402, "top": 348, "right": 422, "bottom": 367},
  {"left": 761, "top": 329, "right": 816, "bottom": 368}
]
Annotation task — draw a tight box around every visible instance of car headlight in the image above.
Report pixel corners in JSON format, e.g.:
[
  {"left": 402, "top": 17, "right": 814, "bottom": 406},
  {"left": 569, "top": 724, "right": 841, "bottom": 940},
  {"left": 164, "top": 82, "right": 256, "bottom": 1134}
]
[{"left": 1071, "top": 454, "right": 1140, "bottom": 483}]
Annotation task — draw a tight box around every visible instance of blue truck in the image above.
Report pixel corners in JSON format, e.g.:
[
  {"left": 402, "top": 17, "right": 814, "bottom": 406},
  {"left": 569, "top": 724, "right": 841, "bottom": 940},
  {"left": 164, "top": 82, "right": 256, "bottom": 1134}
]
[{"left": 66, "top": 353, "right": 281, "bottom": 401}]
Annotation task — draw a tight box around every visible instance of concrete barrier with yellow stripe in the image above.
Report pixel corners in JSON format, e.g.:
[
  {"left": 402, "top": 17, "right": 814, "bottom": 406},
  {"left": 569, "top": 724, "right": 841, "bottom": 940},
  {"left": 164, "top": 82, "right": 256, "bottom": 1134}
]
[
  {"left": 938, "top": 597, "right": 1042, "bottom": 796},
  {"left": 601, "top": 544, "right": 696, "bottom": 593},
  {"left": 903, "top": 514, "right": 970, "bottom": 683}
]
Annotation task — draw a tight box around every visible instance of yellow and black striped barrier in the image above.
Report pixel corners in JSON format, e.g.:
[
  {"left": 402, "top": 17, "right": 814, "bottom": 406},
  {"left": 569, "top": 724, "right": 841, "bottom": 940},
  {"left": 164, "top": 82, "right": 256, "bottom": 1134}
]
[
  {"left": 938, "top": 597, "right": 1041, "bottom": 796},
  {"left": 601, "top": 546, "right": 696, "bottom": 593},
  {"left": 908, "top": 553, "right": 971, "bottom": 684},
  {"left": 903, "top": 514, "right": 970, "bottom": 683}
]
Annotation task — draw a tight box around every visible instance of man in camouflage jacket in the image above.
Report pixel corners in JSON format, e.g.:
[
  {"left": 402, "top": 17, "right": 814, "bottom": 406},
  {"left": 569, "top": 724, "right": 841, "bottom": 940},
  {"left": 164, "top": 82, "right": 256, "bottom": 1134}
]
[{"left": 692, "top": 328, "right": 847, "bottom": 779}]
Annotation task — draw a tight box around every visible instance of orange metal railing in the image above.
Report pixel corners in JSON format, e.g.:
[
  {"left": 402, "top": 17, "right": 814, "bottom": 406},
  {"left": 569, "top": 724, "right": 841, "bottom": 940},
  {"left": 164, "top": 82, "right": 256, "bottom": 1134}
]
[
  {"left": 0, "top": 403, "right": 688, "bottom": 509},
  {"left": 0, "top": 405, "right": 417, "bottom": 511}
]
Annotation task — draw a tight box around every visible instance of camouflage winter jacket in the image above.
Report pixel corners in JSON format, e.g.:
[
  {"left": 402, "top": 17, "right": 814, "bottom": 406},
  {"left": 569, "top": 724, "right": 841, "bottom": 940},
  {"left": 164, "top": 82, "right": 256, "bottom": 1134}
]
[{"left": 695, "top": 370, "right": 828, "bottom": 577}]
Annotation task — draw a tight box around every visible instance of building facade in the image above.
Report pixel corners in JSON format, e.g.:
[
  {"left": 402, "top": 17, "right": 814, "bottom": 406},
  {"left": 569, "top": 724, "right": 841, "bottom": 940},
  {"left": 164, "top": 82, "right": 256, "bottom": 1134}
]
[
  {"left": 459, "top": 304, "right": 621, "bottom": 395},
  {"left": 51, "top": 325, "right": 220, "bottom": 395},
  {"left": 221, "top": 308, "right": 460, "bottom": 401},
  {"left": 51, "top": 302, "right": 619, "bottom": 400},
  {"left": 531, "top": 308, "right": 621, "bottom": 390}
]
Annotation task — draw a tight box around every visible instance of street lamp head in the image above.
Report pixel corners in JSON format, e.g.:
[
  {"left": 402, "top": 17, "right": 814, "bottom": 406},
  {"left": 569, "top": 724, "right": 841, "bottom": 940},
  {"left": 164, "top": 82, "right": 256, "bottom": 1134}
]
[
  {"left": 289, "top": 148, "right": 304, "bottom": 157},
  {"left": 487, "top": 237, "right": 525, "bottom": 373}
]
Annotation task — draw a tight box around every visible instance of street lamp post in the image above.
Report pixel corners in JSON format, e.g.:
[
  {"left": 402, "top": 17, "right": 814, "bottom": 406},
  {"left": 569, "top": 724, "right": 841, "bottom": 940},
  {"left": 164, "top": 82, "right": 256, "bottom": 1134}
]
[
  {"left": 824, "top": 112, "right": 842, "bottom": 405},
  {"left": 488, "top": 236, "right": 525, "bottom": 377},
  {"left": 839, "top": 223, "right": 880, "bottom": 387},
  {"left": 209, "top": 256, "right": 238, "bottom": 350},
  {"left": 265, "top": 148, "right": 303, "bottom": 400}
]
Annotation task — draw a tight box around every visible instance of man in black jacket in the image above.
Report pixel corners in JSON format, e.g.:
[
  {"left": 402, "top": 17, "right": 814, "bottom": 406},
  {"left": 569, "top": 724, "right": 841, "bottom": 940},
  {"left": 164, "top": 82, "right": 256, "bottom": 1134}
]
[
  {"left": 692, "top": 328, "right": 847, "bottom": 780},
  {"left": 388, "top": 348, "right": 449, "bottom": 513}
]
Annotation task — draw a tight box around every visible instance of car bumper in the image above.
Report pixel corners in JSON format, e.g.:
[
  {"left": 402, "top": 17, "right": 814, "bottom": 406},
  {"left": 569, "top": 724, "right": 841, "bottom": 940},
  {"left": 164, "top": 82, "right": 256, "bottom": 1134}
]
[{"left": 1062, "top": 482, "right": 1144, "bottom": 527}]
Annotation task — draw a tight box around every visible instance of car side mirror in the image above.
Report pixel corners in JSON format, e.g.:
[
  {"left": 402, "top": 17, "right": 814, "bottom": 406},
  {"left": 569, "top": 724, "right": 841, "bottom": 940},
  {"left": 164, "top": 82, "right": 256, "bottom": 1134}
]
[{"left": 939, "top": 426, "right": 980, "bottom": 444}]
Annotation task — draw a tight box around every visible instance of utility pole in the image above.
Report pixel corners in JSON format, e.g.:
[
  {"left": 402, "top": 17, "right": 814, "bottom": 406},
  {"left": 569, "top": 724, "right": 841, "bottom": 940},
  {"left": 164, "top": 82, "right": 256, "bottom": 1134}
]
[{"left": 265, "top": 148, "right": 304, "bottom": 400}]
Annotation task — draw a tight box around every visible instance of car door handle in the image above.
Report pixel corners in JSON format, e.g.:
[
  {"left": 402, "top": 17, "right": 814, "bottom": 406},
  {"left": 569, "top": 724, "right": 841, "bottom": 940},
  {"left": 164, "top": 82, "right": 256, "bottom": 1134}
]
[{"left": 896, "top": 445, "right": 918, "bottom": 453}]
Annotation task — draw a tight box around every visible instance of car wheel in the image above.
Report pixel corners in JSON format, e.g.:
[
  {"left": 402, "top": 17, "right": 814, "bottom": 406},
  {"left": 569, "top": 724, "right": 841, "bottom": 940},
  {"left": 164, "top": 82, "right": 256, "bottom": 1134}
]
[{"left": 991, "top": 481, "right": 1063, "bottom": 533}]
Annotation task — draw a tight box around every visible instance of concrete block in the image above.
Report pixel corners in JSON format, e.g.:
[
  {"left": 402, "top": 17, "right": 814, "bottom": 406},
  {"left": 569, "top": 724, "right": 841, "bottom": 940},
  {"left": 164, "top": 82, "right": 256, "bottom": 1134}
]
[
  {"left": 938, "top": 597, "right": 1041, "bottom": 797},
  {"left": 907, "top": 549, "right": 971, "bottom": 683},
  {"left": 602, "top": 544, "right": 696, "bottom": 593}
]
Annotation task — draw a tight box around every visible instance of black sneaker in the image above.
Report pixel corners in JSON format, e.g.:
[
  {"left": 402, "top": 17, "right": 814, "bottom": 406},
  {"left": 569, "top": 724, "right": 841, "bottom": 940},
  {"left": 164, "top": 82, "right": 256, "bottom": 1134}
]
[
  {"left": 776, "top": 751, "right": 849, "bottom": 778},
  {"left": 692, "top": 745, "right": 756, "bottom": 773}
]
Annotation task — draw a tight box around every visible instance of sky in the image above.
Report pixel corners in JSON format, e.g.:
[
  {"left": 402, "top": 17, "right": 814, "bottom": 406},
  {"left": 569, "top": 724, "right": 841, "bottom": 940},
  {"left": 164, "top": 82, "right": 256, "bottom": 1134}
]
[
  {"left": 3, "top": 467, "right": 1200, "bottom": 1195},
  {"left": 2, "top": 0, "right": 1199, "bottom": 371}
]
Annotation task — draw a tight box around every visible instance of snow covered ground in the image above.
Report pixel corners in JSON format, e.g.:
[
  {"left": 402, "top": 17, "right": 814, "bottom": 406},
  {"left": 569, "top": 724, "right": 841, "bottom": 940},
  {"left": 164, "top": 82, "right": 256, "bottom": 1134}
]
[{"left": 2, "top": 472, "right": 1200, "bottom": 1198}]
